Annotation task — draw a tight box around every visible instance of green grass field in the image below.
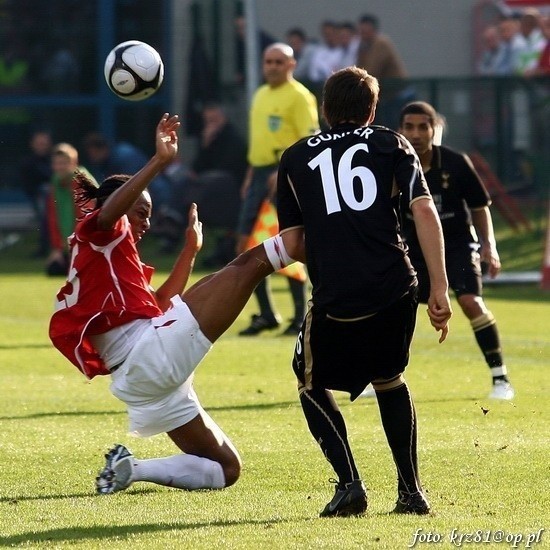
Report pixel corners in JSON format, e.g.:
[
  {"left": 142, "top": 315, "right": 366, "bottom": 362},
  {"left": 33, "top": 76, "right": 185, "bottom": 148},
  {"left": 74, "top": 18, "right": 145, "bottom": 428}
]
[
  {"left": 0, "top": 200, "right": 547, "bottom": 274},
  {"left": 0, "top": 267, "right": 549, "bottom": 549}
]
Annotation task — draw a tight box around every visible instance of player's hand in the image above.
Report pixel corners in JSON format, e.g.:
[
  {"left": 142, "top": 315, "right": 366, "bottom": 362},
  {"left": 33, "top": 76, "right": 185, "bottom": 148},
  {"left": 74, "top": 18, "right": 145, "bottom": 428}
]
[
  {"left": 184, "top": 203, "right": 203, "bottom": 254},
  {"left": 427, "top": 290, "right": 452, "bottom": 343},
  {"left": 480, "top": 245, "right": 501, "bottom": 279},
  {"left": 156, "top": 113, "right": 180, "bottom": 162}
]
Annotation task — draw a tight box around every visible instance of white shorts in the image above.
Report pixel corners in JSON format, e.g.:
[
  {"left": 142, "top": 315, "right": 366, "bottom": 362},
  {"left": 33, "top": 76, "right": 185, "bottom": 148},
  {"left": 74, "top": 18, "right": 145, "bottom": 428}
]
[{"left": 109, "top": 296, "right": 213, "bottom": 437}]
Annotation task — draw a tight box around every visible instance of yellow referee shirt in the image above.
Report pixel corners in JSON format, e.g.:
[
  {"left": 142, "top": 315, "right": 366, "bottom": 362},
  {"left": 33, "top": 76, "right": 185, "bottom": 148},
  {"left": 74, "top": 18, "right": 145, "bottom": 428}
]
[{"left": 248, "top": 79, "right": 319, "bottom": 167}]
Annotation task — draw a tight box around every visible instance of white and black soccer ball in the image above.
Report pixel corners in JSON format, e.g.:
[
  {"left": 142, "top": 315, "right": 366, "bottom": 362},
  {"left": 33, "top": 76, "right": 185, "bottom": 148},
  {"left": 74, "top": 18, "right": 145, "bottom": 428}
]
[{"left": 104, "top": 40, "right": 164, "bottom": 101}]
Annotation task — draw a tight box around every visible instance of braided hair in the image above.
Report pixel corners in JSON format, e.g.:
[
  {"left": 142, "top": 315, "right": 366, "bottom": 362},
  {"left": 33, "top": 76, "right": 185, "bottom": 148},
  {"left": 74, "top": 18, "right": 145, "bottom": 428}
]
[{"left": 73, "top": 171, "right": 131, "bottom": 213}]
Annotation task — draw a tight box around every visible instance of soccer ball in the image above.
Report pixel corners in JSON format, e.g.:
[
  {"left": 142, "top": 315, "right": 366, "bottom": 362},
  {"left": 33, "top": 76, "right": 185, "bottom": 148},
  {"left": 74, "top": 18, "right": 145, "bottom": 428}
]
[{"left": 104, "top": 40, "right": 164, "bottom": 101}]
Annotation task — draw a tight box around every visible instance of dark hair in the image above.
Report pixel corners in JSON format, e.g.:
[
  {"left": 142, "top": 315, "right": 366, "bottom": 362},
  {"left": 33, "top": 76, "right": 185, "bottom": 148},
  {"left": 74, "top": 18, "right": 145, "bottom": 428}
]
[
  {"left": 73, "top": 171, "right": 131, "bottom": 212},
  {"left": 399, "top": 101, "right": 438, "bottom": 128},
  {"left": 322, "top": 66, "right": 379, "bottom": 127},
  {"left": 286, "top": 27, "right": 306, "bottom": 41},
  {"left": 359, "top": 14, "right": 380, "bottom": 30},
  {"left": 339, "top": 22, "right": 356, "bottom": 32}
]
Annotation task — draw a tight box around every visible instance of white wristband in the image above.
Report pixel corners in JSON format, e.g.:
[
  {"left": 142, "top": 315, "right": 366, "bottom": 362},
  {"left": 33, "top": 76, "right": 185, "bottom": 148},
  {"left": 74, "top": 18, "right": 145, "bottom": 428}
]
[{"left": 263, "top": 234, "right": 293, "bottom": 271}]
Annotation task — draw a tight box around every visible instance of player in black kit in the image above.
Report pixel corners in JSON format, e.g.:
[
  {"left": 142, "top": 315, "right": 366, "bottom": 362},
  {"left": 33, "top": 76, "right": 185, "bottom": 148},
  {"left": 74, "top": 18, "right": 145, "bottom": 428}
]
[
  {"left": 398, "top": 101, "right": 514, "bottom": 401},
  {"left": 277, "top": 67, "right": 452, "bottom": 517}
]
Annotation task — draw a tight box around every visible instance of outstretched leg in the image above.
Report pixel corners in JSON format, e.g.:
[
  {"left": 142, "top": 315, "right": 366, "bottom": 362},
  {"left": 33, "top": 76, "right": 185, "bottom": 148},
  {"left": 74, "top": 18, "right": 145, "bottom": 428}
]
[
  {"left": 96, "top": 409, "right": 241, "bottom": 494},
  {"left": 183, "top": 242, "right": 278, "bottom": 342}
]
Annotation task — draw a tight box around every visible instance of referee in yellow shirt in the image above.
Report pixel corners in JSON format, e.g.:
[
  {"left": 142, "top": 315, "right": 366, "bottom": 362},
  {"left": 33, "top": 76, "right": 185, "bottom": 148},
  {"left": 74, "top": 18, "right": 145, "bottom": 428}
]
[{"left": 237, "top": 42, "right": 319, "bottom": 336}]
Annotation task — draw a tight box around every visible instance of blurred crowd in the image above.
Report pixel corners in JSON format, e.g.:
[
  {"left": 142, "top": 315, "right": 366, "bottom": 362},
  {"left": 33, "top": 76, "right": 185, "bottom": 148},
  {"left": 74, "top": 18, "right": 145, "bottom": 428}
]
[
  {"left": 19, "top": 101, "right": 247, "bottom": 273},
  {"left": 13, "top": 5, "right": 550, "bottom": 276},
  {"left": 476, "top": 8, "right": 550, "bottom": 76}
]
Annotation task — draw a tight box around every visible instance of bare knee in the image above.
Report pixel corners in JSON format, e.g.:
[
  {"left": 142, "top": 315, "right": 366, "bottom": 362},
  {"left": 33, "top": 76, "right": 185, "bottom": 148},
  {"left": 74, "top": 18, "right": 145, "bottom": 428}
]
[
  {"left": 221, "top": 454, "right": 242, "bottom": 487},
  {"left": 457, "top": 294, "right": 486, "bottom": 319}
]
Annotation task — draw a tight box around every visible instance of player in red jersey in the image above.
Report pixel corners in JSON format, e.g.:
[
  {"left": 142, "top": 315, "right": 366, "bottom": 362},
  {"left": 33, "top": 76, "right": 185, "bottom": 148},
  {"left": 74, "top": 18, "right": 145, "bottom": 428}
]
[{"left": 49, "top": 113, "right": 295, "bottom": 495}]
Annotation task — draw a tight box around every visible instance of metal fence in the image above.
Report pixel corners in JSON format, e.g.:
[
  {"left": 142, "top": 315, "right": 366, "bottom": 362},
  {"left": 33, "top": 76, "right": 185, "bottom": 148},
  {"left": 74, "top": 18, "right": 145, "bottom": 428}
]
[{"left": 406, "top": 76, "right": 550, "bottom": 198}]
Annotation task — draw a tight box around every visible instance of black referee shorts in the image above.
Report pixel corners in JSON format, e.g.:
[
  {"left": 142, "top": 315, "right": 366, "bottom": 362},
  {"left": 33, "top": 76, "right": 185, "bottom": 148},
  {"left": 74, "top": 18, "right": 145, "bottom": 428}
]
[
  {"left": 292, "top": 287, "right": 418, "bottom": 400},
  {"left": 412, "top": 247, "right": 482, "bottom": 303}
]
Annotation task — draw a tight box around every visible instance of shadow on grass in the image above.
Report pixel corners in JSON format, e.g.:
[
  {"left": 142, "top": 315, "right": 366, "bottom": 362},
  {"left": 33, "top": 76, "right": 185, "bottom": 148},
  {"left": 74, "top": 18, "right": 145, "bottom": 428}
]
[
  {"left": 0, "top": 488, "right": 158, "bottom": 503},
  {"left": 0, "top": 410, "right": 125, "bottom": 421},
  {"left": 0, "top": 343, "right": 52, "bottom": 350},
  {"left": 0, "top": 401, "right": 299, "bottom": 421},
  {"left": 0, "top": 516, "right": 308, "bottom": 546}
]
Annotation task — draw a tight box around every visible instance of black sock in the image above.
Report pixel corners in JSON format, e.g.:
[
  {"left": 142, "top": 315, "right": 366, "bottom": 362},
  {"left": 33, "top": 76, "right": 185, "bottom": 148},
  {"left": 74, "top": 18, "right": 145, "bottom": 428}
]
[
  {"left": 300, "top": 387, "right": 359, "bottom": 485},
  {"left": 472, "top": 321, "right": 509, "bottom": 382},
  {"left": 254, "top": 277, "right": 277, "bottom": 321},
  {"left": 376, "top": 382, "right": 420, "bottom": 497},
  {"left": 288, "top": 277, "right": 306, "bottom": 324}
]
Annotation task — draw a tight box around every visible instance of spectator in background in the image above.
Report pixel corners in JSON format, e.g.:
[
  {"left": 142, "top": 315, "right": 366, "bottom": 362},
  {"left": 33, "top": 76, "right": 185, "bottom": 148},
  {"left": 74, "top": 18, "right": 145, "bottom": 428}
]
[
  {"left": 496, "top": 13, "right": 538, "bottom": 185},
  {"left": 286, "top": 27, "right": 318, "bottom": 86},
  {"left": 83, "top": 133, "right": 150, "bottom": 186},
  {"left": 514, "top": 8, "right": 546, "bottom": 75},
  {"left": 337, "top": 21, "right": 360, "bottom": 70},
  {"left": 191, "top": 103, "right": 248, "bottom": 184},
  {"left": 356, "top": 14, "right": 407, "bottom": 82},
  {"left": 307, "top": 21, "right": 343, "bottom": 89},
  {"left": 46, "top": 143, "right": 92, "bottom": 275},
  {"left": 497, "top": 15, "right": 525, "bottom": 75},
  {"left": 41, "top": 41, "right": 79, "bottom": 94},
  {"left": 194, "top": 103, "right": 247, "bottom": 265},
  {"left": 83, "top": 132, "right": 173, "bottom": 235},
  {"left": 19, "top": 129, "right": 53, "bottom": 257},
  {"left": 183, "top": 103, "right": 248, "bottom": 266},
  {"left": 526, "top": 14, "right": 550, "bottom": 75},
  {"left": 524, "top": 14, "right": 550, "bottom": 163},
  {"left": 477, "top": 25, "right": 507, "bottom": 75},
  {"left": 356, "top": 14, "right": 412, "bottom": 129},
  {"left": 234, "top": 14, "right": 276, "bottom": 86}
]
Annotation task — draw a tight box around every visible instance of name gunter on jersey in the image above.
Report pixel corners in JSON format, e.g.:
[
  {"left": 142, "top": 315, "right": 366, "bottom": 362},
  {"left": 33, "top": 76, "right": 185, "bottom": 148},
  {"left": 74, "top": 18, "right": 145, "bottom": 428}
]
[{"left": 277, "top": 123, "right": 431, "bottom": 318}]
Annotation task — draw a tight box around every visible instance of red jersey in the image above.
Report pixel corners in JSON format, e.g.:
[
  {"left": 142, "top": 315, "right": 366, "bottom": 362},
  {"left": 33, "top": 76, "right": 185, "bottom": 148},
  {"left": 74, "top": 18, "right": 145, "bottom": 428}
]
[
  {"left": 49, "top": 210, "right": 162, "bottom": 378},
  {"left": 537, "top": 42, "right": 550, "bottom": 75}
]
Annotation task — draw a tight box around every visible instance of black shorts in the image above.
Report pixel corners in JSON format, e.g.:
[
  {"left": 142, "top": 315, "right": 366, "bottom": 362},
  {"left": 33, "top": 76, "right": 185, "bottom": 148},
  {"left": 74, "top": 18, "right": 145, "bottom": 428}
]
[
  {"left": 412, "top": 247, "right": 482, "bottom": 303},
  {"left": 292, "top": 288, "right": 418, "bottom": 400}
]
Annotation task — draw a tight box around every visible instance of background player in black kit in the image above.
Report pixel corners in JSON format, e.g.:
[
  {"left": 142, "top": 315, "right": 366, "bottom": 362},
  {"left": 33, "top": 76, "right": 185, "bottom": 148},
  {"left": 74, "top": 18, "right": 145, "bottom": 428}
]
[
  {"left": 398, "top": 101, "right": 514, "bottom": 401},
  {"left": 277, "top": 67, "right": 452, "bottom": 517}
]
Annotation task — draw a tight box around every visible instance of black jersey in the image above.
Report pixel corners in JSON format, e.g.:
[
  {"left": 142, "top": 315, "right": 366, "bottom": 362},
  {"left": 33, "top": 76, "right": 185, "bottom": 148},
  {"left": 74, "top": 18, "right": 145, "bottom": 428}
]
[
  {"left": 401, "top": 145, "right": 491, "bottom": 258},
  {"left": 277, "top": 123, "right": 431, "bottom": 318}
]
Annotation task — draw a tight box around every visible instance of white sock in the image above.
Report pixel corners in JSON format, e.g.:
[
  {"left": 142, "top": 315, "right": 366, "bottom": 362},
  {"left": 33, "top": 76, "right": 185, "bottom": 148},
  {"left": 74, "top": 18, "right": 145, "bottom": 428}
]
[
  {"left": 263, "top": 234, "right": 293, "bottom": 271},
  {"left": 133, "top": 454, "right": 225, "bottom": 490}
]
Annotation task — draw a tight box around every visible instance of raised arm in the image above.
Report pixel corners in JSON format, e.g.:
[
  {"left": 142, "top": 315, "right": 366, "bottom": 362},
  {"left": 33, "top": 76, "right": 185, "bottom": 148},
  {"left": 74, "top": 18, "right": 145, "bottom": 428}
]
[
  {"left": 154, "top": 203, "right": 203, "bottom": 311},
  {"left": 97, "top": 113, "right": 180, "bottom": 230}
]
